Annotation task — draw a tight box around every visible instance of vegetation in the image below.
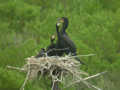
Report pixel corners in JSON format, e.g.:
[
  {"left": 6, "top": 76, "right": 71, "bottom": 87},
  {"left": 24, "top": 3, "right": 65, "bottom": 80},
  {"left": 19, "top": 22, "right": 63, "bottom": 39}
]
[{"left": 0, "top": 0, "right": 120, "bottom": 90}]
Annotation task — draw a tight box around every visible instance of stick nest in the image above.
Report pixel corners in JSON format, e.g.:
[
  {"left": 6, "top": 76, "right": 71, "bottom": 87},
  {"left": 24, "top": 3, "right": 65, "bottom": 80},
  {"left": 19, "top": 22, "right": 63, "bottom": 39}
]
[{"left": 7, "top": 54, "right": 106, "bottom": 90}]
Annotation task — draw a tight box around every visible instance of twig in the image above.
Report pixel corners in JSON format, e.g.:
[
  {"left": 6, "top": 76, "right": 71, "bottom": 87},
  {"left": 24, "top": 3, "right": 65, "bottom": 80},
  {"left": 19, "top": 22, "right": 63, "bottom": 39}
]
[
  {"left": 84, "top": 71, "right": 107, "bottom": 80},
  {"left": 7, "top": 65, "right": 25, "bottom": 72},
  {"left": 67, "top": 54, "right": 96, "bottom": 58},
  {"left": 51, "top": 80, "right": 55, "bottom": 90},
  {"left": 64, "top": 71, "right": 107, "bottom": 89},
  {"left": 20, "top": 63, "right": 31, "bottom": 90}
]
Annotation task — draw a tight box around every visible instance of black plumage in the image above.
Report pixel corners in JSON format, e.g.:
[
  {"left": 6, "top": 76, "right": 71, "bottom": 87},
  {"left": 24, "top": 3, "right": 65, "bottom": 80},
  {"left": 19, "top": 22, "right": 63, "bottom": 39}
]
[
  {"left": 55, "top": 17, "right": 85, "bottom": 64},
  {"left": 35, "top": 48, "right": 46, "bottom": 58},
  {"left": 46, "top": 35, "right": 58, "bottom": 56},
  {"left": 56, "top": 17, "right": 77, "bottom": 55}
]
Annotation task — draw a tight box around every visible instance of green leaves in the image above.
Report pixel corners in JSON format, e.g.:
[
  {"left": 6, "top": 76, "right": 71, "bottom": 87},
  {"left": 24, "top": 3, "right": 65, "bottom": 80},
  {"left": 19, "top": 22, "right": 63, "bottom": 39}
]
[{"left": 0, "top": 0, "right": 120, "bottom": 90}]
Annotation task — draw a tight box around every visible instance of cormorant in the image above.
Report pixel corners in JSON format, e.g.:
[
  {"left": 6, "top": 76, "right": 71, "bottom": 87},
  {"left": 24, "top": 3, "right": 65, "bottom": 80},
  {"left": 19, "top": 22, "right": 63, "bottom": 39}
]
[
  {"left": 35, "top": 35, "right": 56, "bottom": 57},
  {"left": 56, "top": 17, "right": 85, "bottom": 64},
  {"left": 35, "top": 48, "right": 46, "bottom": 58},
  {"left": 56, "top": 17, "right": 77, "bottom": 55},
  {"left": 46, "top": 35, "right": 57, "bottom": 56},
  {"left": 35, "top": 17, "right": 85, "bottom": 64}
]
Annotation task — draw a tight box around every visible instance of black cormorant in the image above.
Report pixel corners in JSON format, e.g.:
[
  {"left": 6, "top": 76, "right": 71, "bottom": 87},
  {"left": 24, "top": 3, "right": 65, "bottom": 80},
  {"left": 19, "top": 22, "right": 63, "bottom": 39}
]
[
  {"left": 56, "top": 17, "right": 85, "bottom": 64},
  {"left": 56, "top": 17, "right": 77, "bottom": 55}
]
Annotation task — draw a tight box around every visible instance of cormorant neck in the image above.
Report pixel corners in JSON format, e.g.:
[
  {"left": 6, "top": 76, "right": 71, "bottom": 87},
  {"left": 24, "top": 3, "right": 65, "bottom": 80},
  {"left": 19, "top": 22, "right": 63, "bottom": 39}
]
[
  {"left": 56, "top": 24, "right": 61, "bottom": 40},
  {"left": 51, "top": 41, "right": 54, "bottom": 44},
  {"left": 61, "top": 26, "right": 67, "bottom": 34}
]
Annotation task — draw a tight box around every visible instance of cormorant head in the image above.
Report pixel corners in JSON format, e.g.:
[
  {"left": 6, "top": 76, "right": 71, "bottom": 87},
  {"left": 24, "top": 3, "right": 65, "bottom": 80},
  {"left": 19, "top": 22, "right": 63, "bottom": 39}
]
[
  {"left": 56, "top": 17, "right": 69, "bottom": 30},
  {"left": 50, "top": 35, "right": 55, "bottom": 43}
]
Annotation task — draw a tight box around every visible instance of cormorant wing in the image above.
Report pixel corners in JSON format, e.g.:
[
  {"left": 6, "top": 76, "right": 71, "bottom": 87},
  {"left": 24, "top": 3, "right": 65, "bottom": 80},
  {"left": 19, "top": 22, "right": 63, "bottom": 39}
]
[{"left": 62, "top": 34, "right": 77, "bottom": 51}]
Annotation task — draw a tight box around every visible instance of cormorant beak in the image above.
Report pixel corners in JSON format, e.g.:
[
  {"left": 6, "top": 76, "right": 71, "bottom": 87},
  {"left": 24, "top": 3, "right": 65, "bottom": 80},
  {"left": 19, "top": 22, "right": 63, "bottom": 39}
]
[
  {"left": 56, "top": 18, "right": 64, "bottom": 27},
  {"left": 57, "top": 22, "right": 61, "bottom": 26}
]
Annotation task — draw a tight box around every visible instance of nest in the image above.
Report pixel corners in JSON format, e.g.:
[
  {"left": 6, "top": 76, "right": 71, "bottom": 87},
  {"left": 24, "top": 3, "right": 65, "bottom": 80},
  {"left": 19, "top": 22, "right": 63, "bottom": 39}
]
[{"left": 7, "top": 54, "right": 106, "bottom": 90}]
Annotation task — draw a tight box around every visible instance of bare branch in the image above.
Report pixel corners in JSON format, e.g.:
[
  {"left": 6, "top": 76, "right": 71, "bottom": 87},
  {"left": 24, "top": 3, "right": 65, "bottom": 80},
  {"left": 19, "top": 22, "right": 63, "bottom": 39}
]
[
  {"left": 65, "top": 71, "right": 107, "bottom": 89},
  {"left": 7, "top": 65, "right": 25, "bottom": 72},
  {"left": 84, "top": 71, "right": 107, "bottom": 80},
  {"left": 20, "top": 62, "right": 31, "bottom": 90}
]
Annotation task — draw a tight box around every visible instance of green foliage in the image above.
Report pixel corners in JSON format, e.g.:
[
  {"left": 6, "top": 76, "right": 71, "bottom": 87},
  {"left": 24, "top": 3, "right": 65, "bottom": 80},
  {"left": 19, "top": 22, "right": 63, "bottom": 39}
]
[
  {"left": 0, "top": 0, "right": 120, "bottom": 90},
  {"left": 0, "top": 67, "right": 24, "bottom": 90}
]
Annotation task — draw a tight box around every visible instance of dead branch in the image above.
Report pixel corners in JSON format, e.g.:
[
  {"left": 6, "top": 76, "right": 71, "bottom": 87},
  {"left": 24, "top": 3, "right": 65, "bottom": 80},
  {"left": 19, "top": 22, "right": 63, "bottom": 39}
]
[
  {"left": 20, "top": 62, "right": 30, "bottom": 90},
  {"left": 7, "top": 66, "right": 25, "bottom": 72}
]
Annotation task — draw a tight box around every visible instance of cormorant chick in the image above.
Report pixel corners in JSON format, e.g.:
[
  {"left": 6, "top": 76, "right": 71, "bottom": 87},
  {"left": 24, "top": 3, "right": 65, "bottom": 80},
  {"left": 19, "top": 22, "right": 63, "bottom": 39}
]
[
  {"left": 35, "top": 48, "right": 46, "bottom": 58},
  {"left": 46, "top": 35, "right": 57, "bottom": 56},
  {"left": 35, "top": 35, "right": 58, "bottom": 58}
]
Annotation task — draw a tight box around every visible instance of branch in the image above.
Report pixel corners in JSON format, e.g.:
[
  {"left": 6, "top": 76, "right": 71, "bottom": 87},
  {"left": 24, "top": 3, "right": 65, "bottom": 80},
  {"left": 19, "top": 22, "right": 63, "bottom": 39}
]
[
  {"left": 20, "top": 63, "right": 31, "bottom": 90},
  {"left": 64, "top": 71, "right": 107, "bottom": 89},
  {"left": 7, "top": 65, "right": 25, "bottom": 72},
  {"left": 84, "top": 71, "right": 107, "bottom": 80}
]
